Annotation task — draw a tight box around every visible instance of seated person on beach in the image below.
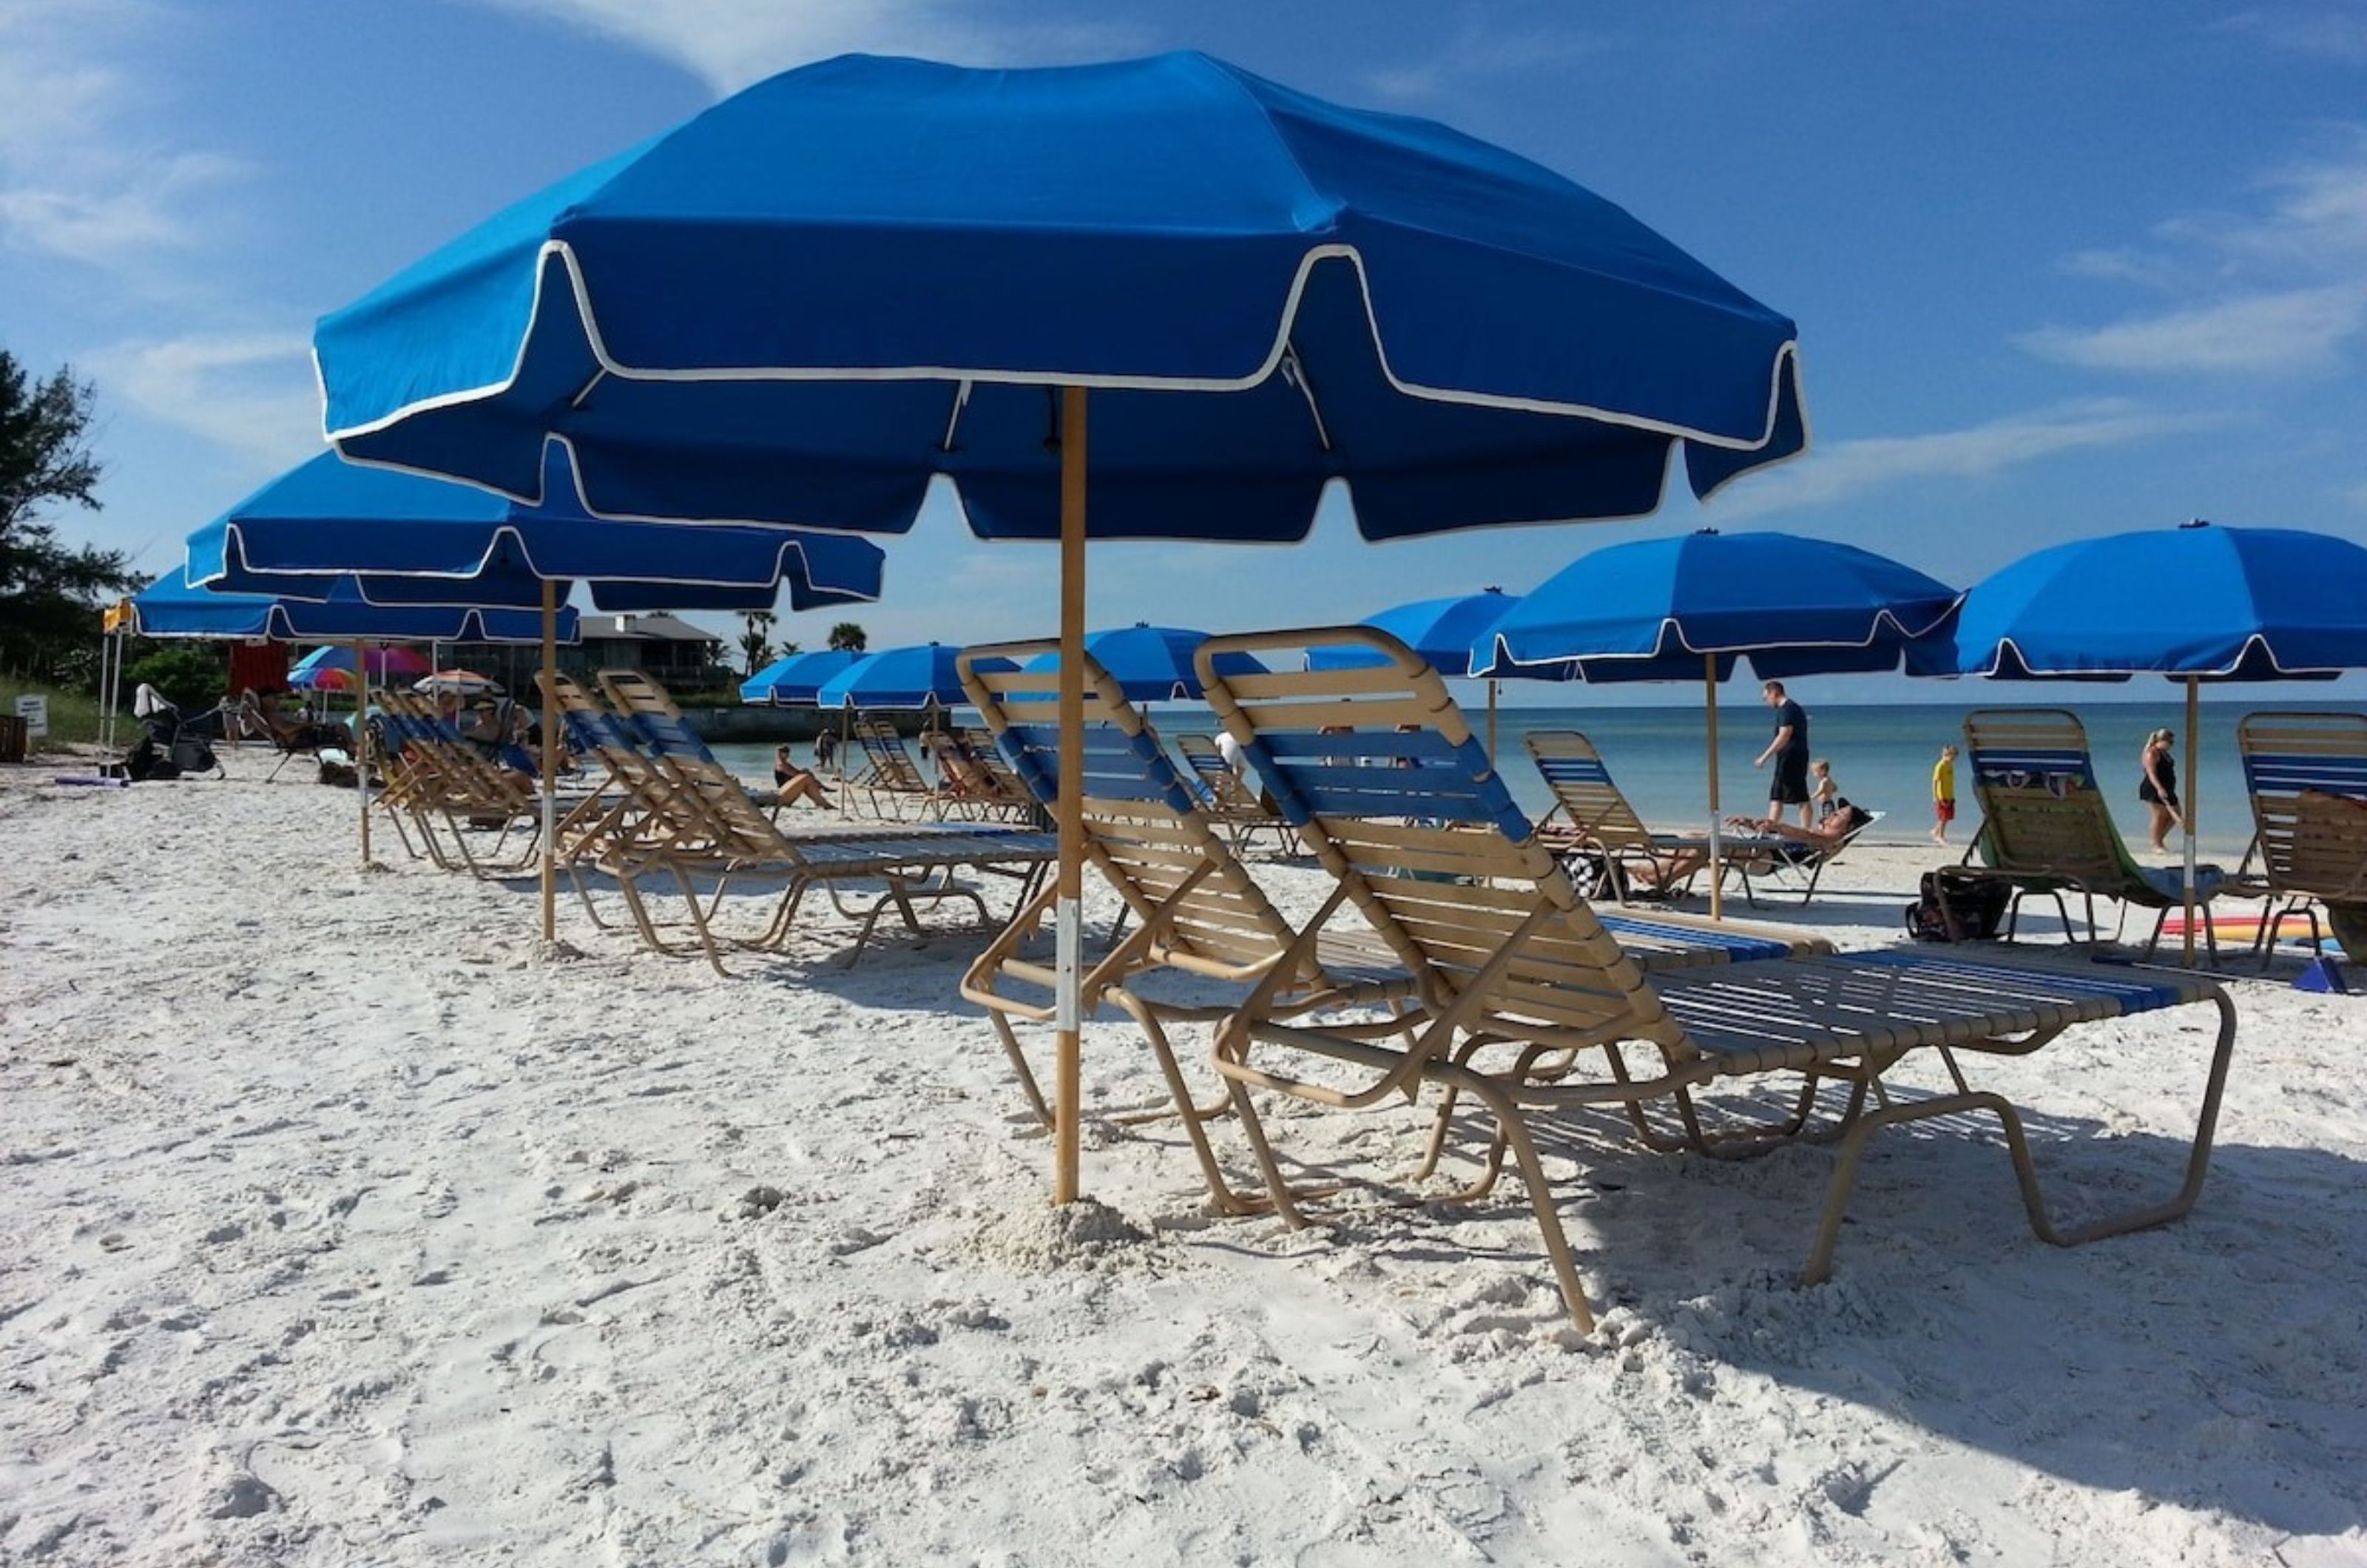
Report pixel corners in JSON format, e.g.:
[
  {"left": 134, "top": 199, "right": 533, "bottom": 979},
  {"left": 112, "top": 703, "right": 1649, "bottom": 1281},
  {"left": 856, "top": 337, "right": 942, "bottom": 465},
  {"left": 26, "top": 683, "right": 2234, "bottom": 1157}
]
[{"left": 773, "top": 745, "right": 834, "bottom": 809}]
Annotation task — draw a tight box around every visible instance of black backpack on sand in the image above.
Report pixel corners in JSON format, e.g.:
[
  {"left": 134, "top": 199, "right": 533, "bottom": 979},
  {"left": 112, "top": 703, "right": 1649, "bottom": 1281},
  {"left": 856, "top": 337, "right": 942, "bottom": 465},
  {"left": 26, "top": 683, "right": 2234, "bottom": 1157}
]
[{"left": 1905, "top": 869, "right": 2013, "bottom": 942}]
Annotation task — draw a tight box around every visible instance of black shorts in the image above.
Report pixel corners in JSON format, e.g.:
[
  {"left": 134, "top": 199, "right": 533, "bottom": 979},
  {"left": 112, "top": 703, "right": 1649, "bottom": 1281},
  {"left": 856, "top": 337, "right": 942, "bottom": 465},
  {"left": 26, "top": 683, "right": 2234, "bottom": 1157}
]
[{"left": 1771, "top": 757, "right": 1810, "bottom": 805}]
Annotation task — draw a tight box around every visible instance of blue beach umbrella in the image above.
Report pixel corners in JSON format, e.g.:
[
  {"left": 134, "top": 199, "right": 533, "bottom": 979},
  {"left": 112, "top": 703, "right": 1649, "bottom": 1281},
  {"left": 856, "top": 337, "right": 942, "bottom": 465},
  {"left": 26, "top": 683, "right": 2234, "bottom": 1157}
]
[
  {"left": 740, "top": 648, "right": 862, "bottom": 706},
  {"left": 816, "top": 643, "right": 1015, "bottom": 711},
  {"left": 188, "top": 451, "right": 884, "bottom": 613},
  {"left": 1479, "top": 530, "right": 1959, "bottom": 915},
  {"left": 1908, "top": 520, "right": 2367, "bottom": 957},
  {"left": 311, "top": 51, "right": 1809, "bottom": 1201},
  {"left": 1021, "top": 624, "right": 1267, "bottom": 703}
]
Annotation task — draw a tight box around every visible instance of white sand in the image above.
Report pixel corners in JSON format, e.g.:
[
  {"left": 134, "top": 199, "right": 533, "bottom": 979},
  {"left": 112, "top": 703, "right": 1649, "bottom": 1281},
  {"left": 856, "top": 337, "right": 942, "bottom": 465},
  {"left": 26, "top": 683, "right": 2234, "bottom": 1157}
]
[{"left": 4, "top": 758, "right": 2365, "bottom": 1566}]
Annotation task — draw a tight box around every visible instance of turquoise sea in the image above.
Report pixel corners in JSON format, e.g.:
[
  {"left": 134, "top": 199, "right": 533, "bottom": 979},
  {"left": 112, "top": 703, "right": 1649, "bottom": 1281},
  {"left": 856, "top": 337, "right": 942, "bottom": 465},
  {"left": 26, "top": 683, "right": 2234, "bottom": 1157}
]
[{"left": 715, "top": 697, "right": 2366, "bottom": 862}]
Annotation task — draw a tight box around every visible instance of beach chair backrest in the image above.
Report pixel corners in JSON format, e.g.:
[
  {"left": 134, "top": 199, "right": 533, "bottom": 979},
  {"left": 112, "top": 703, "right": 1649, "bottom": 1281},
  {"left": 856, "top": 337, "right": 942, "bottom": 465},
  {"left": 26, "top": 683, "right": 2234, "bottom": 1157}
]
[
  {"left": 1962, "top": 709, "right": 2150, "bottom": 889},
  {"left": 1196, "top": 628, "right": 1682, "bottom": 1047},
  {"left": 1526, "top": 730, "right": 1653, "bottom": 846},
  {"left": 1174, "top": 734, "right": 1266, "bottom": 816},
  {"left": 852, "top": 713, "right": 931, "bottom": 792},
  {"left": 596, "top": 669, "right": 723, "bottom": 768},
  {"left": 2238, "top": 711, "right": 2367, "bottom": 901},
  {"left": 959, "top": 644, "right": 1303, "bottom": 980}
]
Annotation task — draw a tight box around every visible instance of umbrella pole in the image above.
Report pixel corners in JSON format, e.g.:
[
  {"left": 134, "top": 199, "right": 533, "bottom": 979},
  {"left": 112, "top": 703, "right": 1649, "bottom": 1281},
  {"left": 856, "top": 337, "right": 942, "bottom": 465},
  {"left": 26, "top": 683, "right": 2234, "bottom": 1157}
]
[
  {"left": 540, "top": 581, "right": 558, "bottom": 944},
  {"left": 1705, "top": 656, "right": 1723, "bottom": 921},
  {"left": 2183, "top": 675, "right": 2199, "bottom": 964},
  {"left": 354, "top": 638, "right": 371, "bottom": 867},
  {"left": 1487, "top": 679, "right": 1499, "bottom": 767},
  {"left": 1054, "top": 384, "right": 1087, "bottom": 1205}
]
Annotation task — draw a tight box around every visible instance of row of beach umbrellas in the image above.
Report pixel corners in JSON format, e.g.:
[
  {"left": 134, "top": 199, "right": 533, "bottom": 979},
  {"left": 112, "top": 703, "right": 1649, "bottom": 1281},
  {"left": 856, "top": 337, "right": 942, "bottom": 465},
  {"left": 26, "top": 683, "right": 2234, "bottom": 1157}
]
[{"left": 133, "top": 50, "right": 2364, "bottom": 1206}]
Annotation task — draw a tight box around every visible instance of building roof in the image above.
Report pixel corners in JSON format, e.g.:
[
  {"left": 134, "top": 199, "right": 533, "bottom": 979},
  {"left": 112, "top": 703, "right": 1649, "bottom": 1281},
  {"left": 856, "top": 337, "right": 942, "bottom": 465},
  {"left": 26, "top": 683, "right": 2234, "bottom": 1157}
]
[{"left": 577, "top": 612, "right": 721, "bottom": 645}]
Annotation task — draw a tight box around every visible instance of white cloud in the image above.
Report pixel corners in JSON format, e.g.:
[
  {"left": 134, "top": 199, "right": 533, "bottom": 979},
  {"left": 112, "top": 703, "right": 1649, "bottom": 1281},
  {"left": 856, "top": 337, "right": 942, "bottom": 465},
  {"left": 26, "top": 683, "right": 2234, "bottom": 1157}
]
[
  {"left": 476, "top": 0, "right": 1146, "bottom": 95},
  {"left": 85, "top": 333, "right": 326, "bottom": 473},
  {"left": 2216, "top": 7, "right": 2367, "bottom": 63},
  {"left": 0, "top": 0, "right": 247, "bottom": 271},
  {"left": 1365, "top": 13, "right": 1603, "bottom": 104},
  {"left": 1706, "top": 400, "right": 2226, "bottom": 521},
  {"left": 2018, "top": 285, "right": 2367, "bottom": 374}
]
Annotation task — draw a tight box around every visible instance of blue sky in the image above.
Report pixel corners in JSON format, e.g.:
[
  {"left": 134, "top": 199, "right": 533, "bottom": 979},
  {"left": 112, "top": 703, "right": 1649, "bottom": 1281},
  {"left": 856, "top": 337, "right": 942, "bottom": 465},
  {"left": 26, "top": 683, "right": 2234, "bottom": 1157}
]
[{"left": 6, "top": 0, "right": 2366, "bottom": 703}]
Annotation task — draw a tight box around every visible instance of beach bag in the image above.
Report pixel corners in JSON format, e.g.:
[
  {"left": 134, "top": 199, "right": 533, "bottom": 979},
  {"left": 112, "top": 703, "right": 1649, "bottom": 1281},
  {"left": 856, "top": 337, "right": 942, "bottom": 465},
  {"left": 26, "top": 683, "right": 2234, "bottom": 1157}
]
[
  {"left": 317, "top": 757, "right": 357, "bottom": 788},
  {"left": 124, "top": 736, "right": 180, "bottom": 782},
  {"left": 1905, "top": 869, "right": 2012, "bottom": 942}
]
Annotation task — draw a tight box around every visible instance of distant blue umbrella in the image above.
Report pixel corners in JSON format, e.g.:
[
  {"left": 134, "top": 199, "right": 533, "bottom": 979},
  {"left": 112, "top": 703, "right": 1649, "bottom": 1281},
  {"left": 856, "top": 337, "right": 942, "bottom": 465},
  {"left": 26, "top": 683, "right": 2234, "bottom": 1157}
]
[
  {"left": 129, "top": 567, "right": 577, "bottom": 644},
  {"left": 740, "top": 648, "right": 862, "bottom": 706},
  {"left": 187, "top": 451, "right": 883, "bottom": 613},
  {"left": 312, "top": 50, "right": 1809, "bottom": 1206},
  {"left": 1478, "top": 530, "right": 1959, "bottom": 916},
  {"left": 1022, "top": 624, "right": 1267, "bottom": 703},
  {"left": 1908, "top": 520, "right": 2367, "bottom": 957},
  {"left": 816, "top": 644, "right": 1016, "bottom": 711}
]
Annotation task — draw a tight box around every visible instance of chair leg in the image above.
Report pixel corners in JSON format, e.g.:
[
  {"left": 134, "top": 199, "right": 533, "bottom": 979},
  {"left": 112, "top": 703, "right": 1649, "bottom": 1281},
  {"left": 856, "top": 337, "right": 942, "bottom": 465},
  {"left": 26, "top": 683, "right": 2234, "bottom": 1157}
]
[
  {"left": 1800, "top": 993, "right": 2235, "bottom": 1285},
  {"left": 1426, "top": 1059, "right": 1598, "bottom": 1334}
]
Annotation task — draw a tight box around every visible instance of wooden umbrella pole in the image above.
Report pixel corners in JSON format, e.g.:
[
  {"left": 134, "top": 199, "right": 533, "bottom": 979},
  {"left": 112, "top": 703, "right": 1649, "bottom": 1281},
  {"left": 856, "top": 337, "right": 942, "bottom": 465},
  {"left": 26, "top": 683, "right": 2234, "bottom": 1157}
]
[
  {"left": 2183, "top": 675, "right": 2200, "bottom": 964},
  {"left": 354, "top": 638, "right": 372, "bottom": 866},
  {"left": 1054, "top": 385, "right": 1088, "bottom": 1204},
  {"left": 1487, "top": 679, "right": 1499, "bottom": 767},
  {"left": 540, "top": 581, "right": 558, "bottom": 944},
  {"left": 1705, "top": 655, "right": 1723, "bottom": 921}
]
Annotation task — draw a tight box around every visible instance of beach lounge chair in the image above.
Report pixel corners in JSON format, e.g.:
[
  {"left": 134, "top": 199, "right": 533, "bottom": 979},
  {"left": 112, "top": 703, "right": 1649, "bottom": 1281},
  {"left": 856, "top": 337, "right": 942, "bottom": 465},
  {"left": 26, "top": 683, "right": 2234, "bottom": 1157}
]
[
  {"left": 956, "top": 641, "right": 1829, "bottom": 1214},
  {"left": 556, "top": 675, "right": 1057, "bottom": 973},
  {"left": 233, "top": 689, "right": 352, "bottom": 782},
  {"left": 1961, "top": 709, "right": 2227, "bottom": 959},
  {"left": 1193, "top": 629, "right": 2235, "bottom": 1331},
  {"left": 1175, "top": 733, "right": 1293, "bottom": 856},
  {"left": 366, "top": 691, "right": 550, "bottom": 877},
  {"left": 2235, "top": 711, "right": 2367, "bottom": 964},
  {"left": 931, "top": 726, "right": 1045, "bottom": 825},
  {"left": 846, "top": 713, "right": 943, "bottom": 820},
  {"left": 1526, "top": 729, "right": 1718, "bottom": 901}
]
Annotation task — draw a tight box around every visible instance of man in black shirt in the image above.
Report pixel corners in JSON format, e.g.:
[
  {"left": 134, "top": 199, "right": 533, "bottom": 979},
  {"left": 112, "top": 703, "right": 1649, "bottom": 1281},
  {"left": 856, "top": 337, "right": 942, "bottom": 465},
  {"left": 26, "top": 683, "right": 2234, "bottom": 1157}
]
[{"left": 1753, "top": 680, "right": 1811, "bottom": 826}]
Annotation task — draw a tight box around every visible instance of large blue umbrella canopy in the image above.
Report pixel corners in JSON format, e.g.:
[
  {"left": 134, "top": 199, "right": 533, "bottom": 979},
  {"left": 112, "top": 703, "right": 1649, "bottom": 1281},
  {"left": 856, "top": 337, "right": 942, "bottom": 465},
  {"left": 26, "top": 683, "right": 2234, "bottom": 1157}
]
[
  {"left": 1905, "top": 520, "right": 2367, "bottom": 961},
  {"left": 129, "top": 567, "right": 577, "bottom": 643},
  {"left": 317, "top": 52, "right": 1803, "bottom": 538},
  {"left": 1306, "top": 588, "right": 1521, "bottom": 677},
  {"left": 1020, "top": 624, "right": 1267, "bottom": 701},
  {"left": 310, "top": 50, "right": 1808, "bottom": 1204},
  {"left": 1479, "top": 530, "right": 1959, "bottom": 681},
  {"left": 740, "top": 648, "right": 862, "bottom": 705},
  {"left": 1905, "top": 521, "right": 2367, "bottom": 680},
  {"left": 187, "top": 451, "right": 884, "bottom": 613},
  {"left": 816, "top": 644, "right": 1014, "bottom": 710}
]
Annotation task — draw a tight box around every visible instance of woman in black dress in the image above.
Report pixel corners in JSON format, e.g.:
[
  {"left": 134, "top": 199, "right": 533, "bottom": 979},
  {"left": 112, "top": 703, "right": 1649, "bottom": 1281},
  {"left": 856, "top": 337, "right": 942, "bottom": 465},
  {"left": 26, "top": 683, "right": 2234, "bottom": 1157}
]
[{"left": 2138, "top": 727, "right": 2181, "bottom": 853}]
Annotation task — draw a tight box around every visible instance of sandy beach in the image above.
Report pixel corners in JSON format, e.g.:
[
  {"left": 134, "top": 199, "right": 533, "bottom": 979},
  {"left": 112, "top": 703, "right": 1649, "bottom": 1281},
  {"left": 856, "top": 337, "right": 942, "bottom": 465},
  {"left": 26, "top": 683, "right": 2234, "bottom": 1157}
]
[{"left": 4, "top": 754, "right": 2364, "bottom": 1567}]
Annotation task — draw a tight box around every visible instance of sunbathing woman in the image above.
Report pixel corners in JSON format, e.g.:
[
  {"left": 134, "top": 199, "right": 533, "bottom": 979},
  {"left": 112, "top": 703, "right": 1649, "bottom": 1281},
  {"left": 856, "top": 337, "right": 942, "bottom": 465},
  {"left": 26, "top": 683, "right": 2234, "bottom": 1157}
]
[
  {"left": 1728, "top": 800, "right": 1873, "bottom": 848},
  {"left": 773, "top": 744, "right": 835, "bottom": 810}
]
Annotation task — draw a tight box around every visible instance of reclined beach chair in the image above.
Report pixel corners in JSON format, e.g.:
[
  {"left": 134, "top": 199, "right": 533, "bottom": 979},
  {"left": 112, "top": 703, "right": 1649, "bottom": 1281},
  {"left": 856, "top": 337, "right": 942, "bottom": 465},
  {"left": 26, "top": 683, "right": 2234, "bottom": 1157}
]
[
  {"left": 1961, "top": 709, "right": 2226, "bottom": 959},
  {"left": 933, "top": 726, "right": 1047, "bottom": 825},
  {"left": 369, "top": 691, "right": 547, "bottom": 877},
  {"left": 1526, "top": 730, "right": 1720, "bottom": 901},
  {"left": 2235, "top": 711, "right": 2367, "bottom": 964},
  {"left": 1722, "top": 807, "right": 1885, "bottom": 907},
  {"left": 1175, "top": 733, "right": 1293, "bottom": 856},
  {"left": 846, "top": 713, "right": 944, "bottom": 820},
  {"left": 1194, "top": 629, "right": 2235, "bottom": 1331},
  {"left": 234, "top": 689, "right": 352, "bottom": 782},
  {"left": 956, "top": 641, "right": 1829, "bottom": 1214}
]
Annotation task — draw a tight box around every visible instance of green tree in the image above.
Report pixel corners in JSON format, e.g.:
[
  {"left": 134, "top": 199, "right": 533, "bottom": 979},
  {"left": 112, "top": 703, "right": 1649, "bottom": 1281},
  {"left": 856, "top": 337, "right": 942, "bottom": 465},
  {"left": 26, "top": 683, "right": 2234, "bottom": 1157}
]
[
  {"left": 827, "top": 621, "right": 868, "bottom": 653},
  {"left": 737, "top": 609, "right": 777, "bottom": 676},
  {"left": 0, "top": 352, "right": 132, "bottom": 683}
]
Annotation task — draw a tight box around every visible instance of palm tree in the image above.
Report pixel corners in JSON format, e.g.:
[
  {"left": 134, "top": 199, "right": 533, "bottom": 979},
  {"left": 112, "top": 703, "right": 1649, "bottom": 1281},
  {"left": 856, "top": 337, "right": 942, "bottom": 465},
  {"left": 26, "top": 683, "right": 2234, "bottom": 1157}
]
[
  {"left": 737, "top": 609, "right": 777, "bottom": 676},
  {"left": 827, "top": 621, "right": 868, "bottom": 653}
]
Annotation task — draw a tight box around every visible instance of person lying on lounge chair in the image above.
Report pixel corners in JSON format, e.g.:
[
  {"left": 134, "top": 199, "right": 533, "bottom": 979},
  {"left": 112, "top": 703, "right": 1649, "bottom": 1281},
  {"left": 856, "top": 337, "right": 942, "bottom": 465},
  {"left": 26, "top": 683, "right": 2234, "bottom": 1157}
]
[
  {"left": 773, "top": 744, "right": 835, "bottom": 810},
  {"left": 1726, "top": 800, "right": 1874, "bottom": 856}
]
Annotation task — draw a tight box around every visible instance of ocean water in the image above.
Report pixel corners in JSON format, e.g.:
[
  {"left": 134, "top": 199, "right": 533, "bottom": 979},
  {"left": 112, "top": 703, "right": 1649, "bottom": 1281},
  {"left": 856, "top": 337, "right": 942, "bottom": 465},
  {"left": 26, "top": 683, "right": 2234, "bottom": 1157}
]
[{"left": 716, "top": 697, "right": 2363, "bottom": 862}]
